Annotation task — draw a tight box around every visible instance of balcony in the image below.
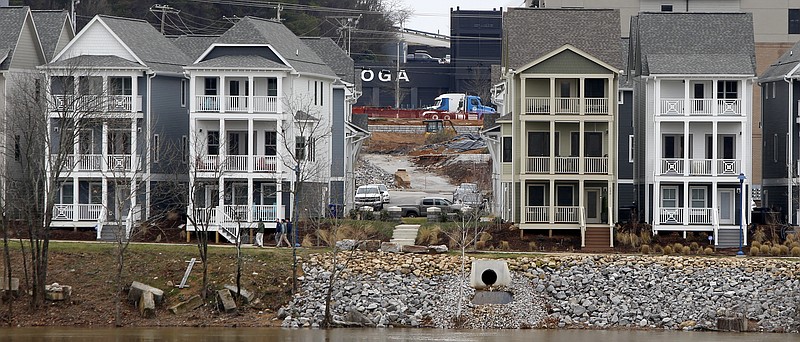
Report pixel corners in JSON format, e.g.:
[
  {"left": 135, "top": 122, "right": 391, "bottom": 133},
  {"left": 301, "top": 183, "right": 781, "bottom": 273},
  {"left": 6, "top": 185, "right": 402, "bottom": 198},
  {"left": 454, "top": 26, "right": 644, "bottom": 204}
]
[
  {"left": 58, "top": 154, "right": 133, "bottom": 172},
  {"left": 584, "top": 157, "right": 608, "bottom": 174},
  {"left": 524, "top": 97, "right": 609, "bottom": 115},
  {"left": 52, "top": 204, "right": 103, "bottom": 221},
  {"left": 195, "top": 155, "right": 278, "bottom": 173},
  {"left": 554, "top": 157, "right": 579, "bottom": 173},
  {"left": 659, "top": 208, "right": 713, "bottom": 225},
  {"left": 522, "top": 206, "right": 580, "bottom": 223},
  {"left": 660, "top": 158, "right": 741, "bottom": 176},
  {"left": 526, "top": 157, "right": 550, "bottom": 173},
  {"left": 193, "top": 205, "right": 283, "bottom": 224},
  {"left": 524, "top": 156, "right": 608, "bottom": 174},
  {"left": 195, "top": 95, "right": 279, "bottom": 113},
  {"left": 51, "top": 95, "right": 142, "bottom": 113},
  {"left": 659, "top": 98, "right": 743, "bottom": 117}
]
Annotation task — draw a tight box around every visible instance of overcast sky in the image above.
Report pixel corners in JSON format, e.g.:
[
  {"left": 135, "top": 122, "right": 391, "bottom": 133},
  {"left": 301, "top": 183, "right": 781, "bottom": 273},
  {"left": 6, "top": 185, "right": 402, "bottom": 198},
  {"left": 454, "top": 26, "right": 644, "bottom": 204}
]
[{"left": 401, "top": 0, "right": 523, "bottom": 35}]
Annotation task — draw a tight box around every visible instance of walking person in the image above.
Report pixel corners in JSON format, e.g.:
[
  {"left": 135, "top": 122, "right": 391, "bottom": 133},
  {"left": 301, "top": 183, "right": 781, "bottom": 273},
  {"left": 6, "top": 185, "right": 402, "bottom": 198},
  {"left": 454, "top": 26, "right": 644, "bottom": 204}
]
[
  {"left": 279, "top": 218, "right": 291, "bottom": 247},
  {"left": 254, "top": 219, "right": 265, "bottom": 247},
  {"left": 274, "top": 218, "right": 283, "bottom": 247}
]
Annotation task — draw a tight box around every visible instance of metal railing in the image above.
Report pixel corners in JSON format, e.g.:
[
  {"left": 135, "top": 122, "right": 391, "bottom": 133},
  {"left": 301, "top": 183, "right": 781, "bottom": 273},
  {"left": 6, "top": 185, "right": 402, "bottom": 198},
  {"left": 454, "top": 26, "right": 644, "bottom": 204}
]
[{"left": 524, "top": 206, "right": 548, "bottom": 223}]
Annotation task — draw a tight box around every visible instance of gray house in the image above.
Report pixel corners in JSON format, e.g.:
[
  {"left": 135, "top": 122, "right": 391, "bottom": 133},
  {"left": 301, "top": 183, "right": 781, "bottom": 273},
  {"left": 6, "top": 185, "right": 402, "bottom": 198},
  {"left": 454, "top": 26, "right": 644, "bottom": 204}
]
[{"left": 41, "top": 14, "right": 191, "bottom": 233}]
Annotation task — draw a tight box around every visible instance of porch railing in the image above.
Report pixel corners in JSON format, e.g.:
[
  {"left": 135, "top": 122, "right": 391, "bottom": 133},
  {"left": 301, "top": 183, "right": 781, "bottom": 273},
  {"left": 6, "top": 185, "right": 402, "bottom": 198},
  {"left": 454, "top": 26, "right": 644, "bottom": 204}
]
[
  {"left": 688, "top": 99, "right": 713, "bottom": 115},
  {"left": 225, "top": 155, "right": 248, "bottom": 172},
  {"left": 193, "top": 207, "right": 217, "bottom": 224},
  {"left": 52, "top": 204, "right": 103, "bottom": 221},
  {"left": 688, "top": 159, "right": 712, "bottom": 176},
  {"left": 196, "top": 155, "right": 220, "bottom": 171},
  {"left": 107, "top": 154, "right": 132, "bottom": 171},
  {"left": 195, "top": 95, "right": 220, "bottom": 112},
  {"left": 687, "top": 208, "right": 713, "bottom": 224},
  {"left": 660, "top": 98, "right": 684, "bottom": 115},
  {"left": 555, "top": 97, "right": 579, "bottom": 114},
  {"left": 554, "top": 206, "right": 579, "bottom": 223},
  {"left": 584, "top": 98, "right": 609, "bottom": 115},
  {"left": 584, "top": 157, "right": 608, "bottom": 174},
  {"left": 661, "top": 159, "right": 684, "bottom": 174},
  {"left": 659, "top": 208, "right": 683, "bottom": 224},
  {"left": 718, "top": 99, "right": 741, "bottom": 116},
  {"left": 226, "top": 96, "right": 249, "bottom": 112},
  {"left": 524, "top": 206, "right": 548, "bottom": 223},
  {"left": 252, "top": 205, "right": 282, "bottom": 222},
  {"left": 524, "top": 97, "right": 550, "bottom": 114},
  {"left": 526, "top": 156, "right": 549, "bottom": 173},
  {"left": 254, "top": 155, "right": 277, "bottom": 172},
  {"left": 717, "top": 159, "right": 740, "bottom": 175},
  {"left": 554, "top": 157, "right": 579, "bottom": 173},
  {"left": 659, "top": 98, "right": 742, "bottom": 116},
  {"left": 253, "top": 96, "right": 278, "bottom": 113},
  {"left": 222, "top": 205, "right": 250, "bottom": 223},
  {"left": 51, "top": 95, "right": 142, "bottom": 113}
]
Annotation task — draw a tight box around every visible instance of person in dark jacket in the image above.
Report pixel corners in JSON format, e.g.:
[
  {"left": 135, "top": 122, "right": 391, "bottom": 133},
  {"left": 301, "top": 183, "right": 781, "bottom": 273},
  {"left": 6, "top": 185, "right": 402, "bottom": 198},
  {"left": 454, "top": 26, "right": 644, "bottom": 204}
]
[
  {"left": 278, "top": 218, "right": 290, "bottom": 247},
  {"left": 274, "top": 218, "right": 283, "bottom": 246},
  {"left": 254, "top": 220, "right": 265, "bottom": 247}
]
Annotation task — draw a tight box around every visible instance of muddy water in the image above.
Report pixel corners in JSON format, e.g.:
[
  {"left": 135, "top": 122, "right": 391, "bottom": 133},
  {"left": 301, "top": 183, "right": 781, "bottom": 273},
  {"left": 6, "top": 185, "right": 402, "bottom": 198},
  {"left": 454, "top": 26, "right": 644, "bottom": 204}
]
[{"left": 3, "top": 328, "right": 800, "bottom": 342}]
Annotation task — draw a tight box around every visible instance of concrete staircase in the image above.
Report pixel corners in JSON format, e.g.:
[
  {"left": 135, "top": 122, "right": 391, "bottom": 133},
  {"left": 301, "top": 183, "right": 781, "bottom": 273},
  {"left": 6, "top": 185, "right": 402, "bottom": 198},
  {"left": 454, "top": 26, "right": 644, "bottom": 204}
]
[
  {"left": 390, "top": 224, "right": 420, "bottom": 247},
  {"left": 98, "top": 224, "right": 128, "bottom": 242}
]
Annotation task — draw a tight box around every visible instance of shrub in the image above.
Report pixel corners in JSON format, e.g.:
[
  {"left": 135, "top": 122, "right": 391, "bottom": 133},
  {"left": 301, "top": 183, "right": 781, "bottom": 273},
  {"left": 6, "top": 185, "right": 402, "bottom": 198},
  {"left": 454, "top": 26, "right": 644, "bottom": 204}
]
[
  {"left": 751, "top": 241, "right": 762, "bottom": 250},
  {"left": 771, "top": 246, "right": 782, "bottom": 256},
  {"left": 616, "top": 232, "right": 631, "bottom": 246},
  {"left": 681, "top": 246, "right": 691, "bottom": 255},
  {"left": 528, "top": 241, "right": 538, "bottom": 252},
  {"left": 301, "top": 234, "right": 314, "bottom": 247},
  {"left": 752, "top": 227, "right": 767, "bottom": 244},
  {"left": 703, "top": 247, "right": 714, "bottom": 255},
  {"left": 640, "top": 244, "right": 650, "bottom": 254},
  {"left": 779, "top": 245, "right": 790, "bottom": 256},
  {"left": 749, "top": 247, "right": 760, "bottom": 256},
  {"left": 416, "top": 226, "right": 441, "bottom": 245},
  {"left": 379, "top": 209, "right": 390, "bottom": 221},
  {"left": 689, "top": 242, "right": 700, "bottom": 251},
  {"left": 479, "top": 232, "right": 493, "bottom": 243},
  {"left": 476, "top": 241, "right": 486, "bottom": 250},
  {"left": 500, "top": 241, "right": 510, "bottom": 251},
  {"left": 673, "top": 243, "right": 684, "bottom": 253},
  {"left": 663, "top": 245, "right": 674, "bottom": 255},
  {"left": 639, "top": 231, "right": 652, "bottom": 245},
  {"left": 786, "top": 233, "right": 797, "bottom": 243},
  {"left": 760, "top": 244, "right": 771, "bottom": 255},
  {"left": 792, "top": 246, "right": 800, "bottom": 257},
  {"left": 653, "top": 244, "right": 663, "bottom": 254},
  {"left": 792, "top": 242, "right": 800, "bottom": 250}
]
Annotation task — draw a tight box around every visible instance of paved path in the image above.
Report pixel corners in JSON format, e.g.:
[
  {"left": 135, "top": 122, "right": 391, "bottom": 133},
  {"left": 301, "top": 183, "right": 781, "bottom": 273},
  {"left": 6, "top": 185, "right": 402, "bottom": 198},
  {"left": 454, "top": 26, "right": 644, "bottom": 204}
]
[{"left": 390, "top": 224, "right": 421, "bottom": 247}]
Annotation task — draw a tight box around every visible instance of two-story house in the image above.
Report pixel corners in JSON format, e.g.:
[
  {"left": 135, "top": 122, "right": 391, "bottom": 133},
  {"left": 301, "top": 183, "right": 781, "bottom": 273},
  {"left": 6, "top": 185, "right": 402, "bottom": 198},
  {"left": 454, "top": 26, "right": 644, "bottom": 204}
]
[
  {"left": 184, "top": 17, "right": 341, "bottom": 242},
  {"left": 41, "top": 15, "right": 190, "bottom": 234},
  {"left": 758, "top": 39, "right": 800, "bottom": 225},
  {"left": 485, "top": 8, "right": 622, "bottom": 249},
  {"left": 630, "top": 12, "right": 755, "bottom": 246}
]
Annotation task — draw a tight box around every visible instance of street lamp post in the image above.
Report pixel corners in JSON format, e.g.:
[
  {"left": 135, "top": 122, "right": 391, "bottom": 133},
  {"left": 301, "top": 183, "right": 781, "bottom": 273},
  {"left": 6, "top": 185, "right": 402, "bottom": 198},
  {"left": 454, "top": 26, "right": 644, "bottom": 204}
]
[{"left": 737, "top": 172, "right": 746, "bottom": 256}]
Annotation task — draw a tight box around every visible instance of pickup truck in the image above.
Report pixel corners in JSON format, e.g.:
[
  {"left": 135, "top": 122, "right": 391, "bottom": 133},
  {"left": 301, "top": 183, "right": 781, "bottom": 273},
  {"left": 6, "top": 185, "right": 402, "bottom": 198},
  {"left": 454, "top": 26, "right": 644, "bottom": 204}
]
[{"left": 398, "top": 197, "right": 461, "bottom": 217}]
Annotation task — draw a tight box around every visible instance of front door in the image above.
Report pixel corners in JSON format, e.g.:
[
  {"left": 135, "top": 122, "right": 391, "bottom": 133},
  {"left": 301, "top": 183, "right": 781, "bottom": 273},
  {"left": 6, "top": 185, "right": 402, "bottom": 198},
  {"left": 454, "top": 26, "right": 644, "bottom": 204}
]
[
  {"left": 718, "top": 189, "right": 735, "bottom": 225},
  {"left": 585, "top": 188, "right": 602, "bottom": 223}
]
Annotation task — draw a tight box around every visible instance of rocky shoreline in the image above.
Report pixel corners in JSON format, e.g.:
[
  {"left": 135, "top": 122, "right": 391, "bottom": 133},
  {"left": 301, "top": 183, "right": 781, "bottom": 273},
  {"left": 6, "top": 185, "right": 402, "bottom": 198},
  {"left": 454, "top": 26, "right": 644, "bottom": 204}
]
[{"left": 280, "top": 252, "right": 800, "bottom": 332}]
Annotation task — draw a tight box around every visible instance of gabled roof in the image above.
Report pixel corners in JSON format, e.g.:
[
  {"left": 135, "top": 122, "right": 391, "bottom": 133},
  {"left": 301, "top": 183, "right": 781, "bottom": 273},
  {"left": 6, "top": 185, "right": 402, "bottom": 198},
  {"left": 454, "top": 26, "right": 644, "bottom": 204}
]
[
  {"left": 47, "top": 55, "right": 147, "bottom": 69},
  {"left": 760, "top": 41, "right": 800, "bottom": 82},
  {"left": 300, "top": 37, "right": 354, "bottom": 82},
  {"left": 632, "top": 12, "right": 755, "bottom": 76},
  {"left": 96, "top": 15, "right": 191, "bottom": 73},
  {"left": 189, "top": 55, "right": 290, "bottom": 70},
  {"left": 515, "top": 44, "right": 619, "bottom": 75},
  {"left": 215, "top": 17, "right": 336, "bottom": 78},
  {"left": 170, "top": 35, "right": 219, "bottom": 61},
  {"left": 0, "top": 6, "right": 37, "bottom": 70},
  {"left": 31, "top": 10, "right": 72, "bottom": 61},
  {"left": 504, "top": 8, "right": 622, "bottom": 71}
]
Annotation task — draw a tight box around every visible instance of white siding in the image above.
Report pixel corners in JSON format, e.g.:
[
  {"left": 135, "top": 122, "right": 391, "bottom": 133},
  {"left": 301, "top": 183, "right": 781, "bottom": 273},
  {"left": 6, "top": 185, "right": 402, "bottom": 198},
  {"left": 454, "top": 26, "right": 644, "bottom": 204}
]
[
  {"left": 52, "top": 22, "right": 74, "bottom": 61},
  {"left": 57, "top": 21, "right": 136, "bottom": 62}
]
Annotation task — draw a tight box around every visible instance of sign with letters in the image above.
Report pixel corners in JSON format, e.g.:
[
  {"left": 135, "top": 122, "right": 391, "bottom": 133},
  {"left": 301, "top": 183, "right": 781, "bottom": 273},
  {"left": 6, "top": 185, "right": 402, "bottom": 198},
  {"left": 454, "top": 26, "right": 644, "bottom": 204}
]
[{"left": 361, "top": 69, "right": 409, "bottom": 83}]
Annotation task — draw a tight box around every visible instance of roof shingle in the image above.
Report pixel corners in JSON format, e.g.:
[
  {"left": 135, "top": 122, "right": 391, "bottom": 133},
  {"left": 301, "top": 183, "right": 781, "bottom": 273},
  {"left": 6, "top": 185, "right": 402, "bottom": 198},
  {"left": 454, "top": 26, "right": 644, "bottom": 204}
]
[
  {"left": 97, "top": 15, "right": 191, "bottom": 73},
  {"left": 0, "top": 6, "right": 30, "bottom": 70},
  {"left": 32, "top": 10, "right": 69, "bottom": 61},
  {"left": 300, "top": 37, "right": 354, "bottom": 82}
]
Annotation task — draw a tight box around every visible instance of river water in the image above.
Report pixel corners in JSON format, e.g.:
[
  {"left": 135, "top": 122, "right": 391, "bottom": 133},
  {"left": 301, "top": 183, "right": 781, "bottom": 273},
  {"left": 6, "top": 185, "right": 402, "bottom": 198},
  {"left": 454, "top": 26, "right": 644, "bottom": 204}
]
[{"left": 3, "top": 328, "right": 800, "bottom": 342}]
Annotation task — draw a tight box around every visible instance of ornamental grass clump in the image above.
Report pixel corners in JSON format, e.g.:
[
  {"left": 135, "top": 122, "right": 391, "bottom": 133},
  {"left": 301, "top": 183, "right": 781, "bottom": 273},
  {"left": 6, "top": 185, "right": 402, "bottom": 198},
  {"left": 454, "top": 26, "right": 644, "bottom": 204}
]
[
  {"left": 653, "top": 244, "right": 663, "bottom": 254},
  {"left": 752, "top": 227, "right": 767, "bottom": 244},
  {"left": 663, "top": 245, "right": 674, "bottom": 255},
  {"left": 779, "top": 245, "right": 789, "bottom": 256},
  {"left": 528, "top": 241, "right": 537, "bottom": 252},
  {"left": 640, "top": 244, "right": 650, "bottom": 254},
  {"left": 703, "top": 247, "right": 714, "bottom": 255},
  {"left": 771, "top": 246, "right": 782, "bottom": 256},
  {"left": 749, "top": 247, "right": 760, "bottom": 256},
  {"left": 500, "top": 241, "right": 510, "bottom": 251},
  {"left": 689, "top": 242, "right": 699, "bottom": 252},
  {"left": 792, "top": 246, "right": 800, "bottom": 257},
  {"left": 752, "top": 241, "right": 762, "bottom": 250},
  {"left": 673, "top": 243, "right": 684, "bottom": 253},
  {"left": 681, "top": 246, "right": 691, "bottom": 255},
  {"left": 760, "top": 244, "right": 771, "bottom": 255}
]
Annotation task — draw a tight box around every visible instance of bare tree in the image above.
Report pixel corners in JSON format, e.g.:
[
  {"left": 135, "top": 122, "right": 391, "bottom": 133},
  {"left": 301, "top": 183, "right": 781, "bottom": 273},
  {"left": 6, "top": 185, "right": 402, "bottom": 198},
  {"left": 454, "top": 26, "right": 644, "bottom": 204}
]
[
  {"left": 461, "top": 66, "right": 494, "bottom": 107},
  {"left": 3, "top": 63, "right": 109, "bottom": 309},
  {"left": 317, "top": 220, "right": 368, "bottom": 328},
  {"left": 441, "top": 206, "right": 487, "bottom": 320}
]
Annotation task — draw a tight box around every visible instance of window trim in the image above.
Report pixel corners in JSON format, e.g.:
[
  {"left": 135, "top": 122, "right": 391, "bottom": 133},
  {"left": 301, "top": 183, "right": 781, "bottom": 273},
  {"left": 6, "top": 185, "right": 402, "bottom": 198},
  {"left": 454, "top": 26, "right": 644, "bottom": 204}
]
[
  {"left": 628, "top": 135, "right": 634, "bottom": 163},
  {"left": 661, "top": 4, "right": 673, "bottom": 12},
  {"left": 689, "top": 187, "right": 707, "bottom": 208},
  {"left": 182, "top": 135, "right": 188, "bottom": 164},
  {"left": 502, "top": 136, "right": 512, "bottom": 163},
  {"left": 661, "top": 186, "right": 679, "bottom": 208},
  {"left": 790, "top": 8, "right": 800, "bottom": 34},
  {"left": 181, "top": 80, "right": 187, "bottom": 107}
]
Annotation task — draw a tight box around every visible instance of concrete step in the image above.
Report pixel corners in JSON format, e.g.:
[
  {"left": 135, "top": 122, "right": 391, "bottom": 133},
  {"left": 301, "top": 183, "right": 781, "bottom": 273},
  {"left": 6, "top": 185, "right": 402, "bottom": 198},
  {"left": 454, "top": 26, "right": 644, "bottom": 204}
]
[{"left": 391, "top": 224, "right": 420, "bottom": 247}]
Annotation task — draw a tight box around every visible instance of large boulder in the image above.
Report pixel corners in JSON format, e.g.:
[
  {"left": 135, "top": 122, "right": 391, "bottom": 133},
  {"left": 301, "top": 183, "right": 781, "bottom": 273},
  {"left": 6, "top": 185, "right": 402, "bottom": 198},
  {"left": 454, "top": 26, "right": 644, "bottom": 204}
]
[
  {"left": 138, "top": 290, "right": 156, "bottom": 318},
  {"left": 380, "top": 242, "right": 401, "bottom": 253},
  {"left": 401, "top": 245, "right": 429, "bottom": 254},
  {"left": 345, "top": 308, "right": 374, "bottom": 327},
  {"left": 45, "top": 283, "right": 71, "bottom": 301},
  {"left": 128, "top": 281, "right": 164, "bottom": 304},
  {"left": 428, "top": 245, "right": 449, "bottom": 253},
  {"left": 169, "top": 295, "right": 203, "bottom": 315},
  {"left": 360, "top": 239, "right": 381, "bottom": 252},
  {"left": 223, "top": 285, "right": 254, "bottom": 304},
  {"left": 217, "top": 289, "right": 237, "bottom": 313}
]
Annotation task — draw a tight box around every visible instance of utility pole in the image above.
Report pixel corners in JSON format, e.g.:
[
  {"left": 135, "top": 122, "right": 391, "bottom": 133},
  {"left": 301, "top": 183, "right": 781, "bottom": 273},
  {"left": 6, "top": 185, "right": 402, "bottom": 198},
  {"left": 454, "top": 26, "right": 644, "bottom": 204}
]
[
  {"left": 70, "top": 0, "right": 80, "bottom": 31},
  {"left": 395, "top": 20, "right": 404, "bottom": 109},
  {"left": 327, "top": 15, "right": 360, "bottom": 56},
  {"left": 150, "top": 4, "right": 180, "bottom": 34}
]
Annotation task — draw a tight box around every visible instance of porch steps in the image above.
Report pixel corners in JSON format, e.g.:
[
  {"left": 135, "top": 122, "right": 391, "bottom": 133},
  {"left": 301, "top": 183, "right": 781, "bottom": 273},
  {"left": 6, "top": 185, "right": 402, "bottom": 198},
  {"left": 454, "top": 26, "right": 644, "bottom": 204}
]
[
  {"left": 98, "top": 224, "right": 128, "bottom": 242},
  {"left": 583, "top": 226, "right": 612, "bottom": 251},
  {"left": 716, "top": 229, "right": 744, "bottom": 248},
  {"left": 390, "top": 224, "right": 421, "bottom": 247}
]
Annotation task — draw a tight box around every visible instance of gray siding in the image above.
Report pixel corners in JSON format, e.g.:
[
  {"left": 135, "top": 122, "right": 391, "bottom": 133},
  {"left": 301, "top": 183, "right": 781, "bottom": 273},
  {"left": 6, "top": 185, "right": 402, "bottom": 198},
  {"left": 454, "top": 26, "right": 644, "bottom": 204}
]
[
  {"left": 10, "top": 16, "right": 45, "bottom": 70},
  {"left": 761, "top": 80, "right": 791, "bottom": 180},
  {"left": 617, "top": 89, "right": 634, "bottom": 180},
  {"left": 149, "top": 75, "right": 188, "bottom": 175},
  {"left": 330, "top": 88, "right": 344, "bottom": 177},
  {"left": 617, "top": 183, "right": 636, "bottom": 222},
  {"left": 329, "top": 180, "right": 344, "bottom": 210}
]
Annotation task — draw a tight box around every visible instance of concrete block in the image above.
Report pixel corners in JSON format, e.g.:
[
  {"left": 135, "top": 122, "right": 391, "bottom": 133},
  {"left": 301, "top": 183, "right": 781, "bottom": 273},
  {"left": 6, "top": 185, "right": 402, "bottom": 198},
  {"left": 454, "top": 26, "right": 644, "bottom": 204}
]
[
  {"left": 717, "top": 317, "right": 747, "bottom": 332},
  {"left": 0, "top": 277, "right": 19, "bottom": 296},
  {"left": 401, "top": 245, "right": 428, "bottom": 254},
  {"left": 223, "top": 285, "right": 254, "bottom": 304},
  {"left": 217, "top": 289, "right": 237, "bottom": 313},
  {"left": 380, "top": 242, "right": 401, "bottom": 253},
  {"left": 472, "top": 291, "right": 513, "bottom": 305},
  {"left": 168, "top": 295, "right": 203, "bottom": 315},
  {"left": 138, "top": 290, "right": 156, "bottom": 318},
  {"left": 128, "top": 281, "right": 164, "bottom": 304},
  {"left": 44, "top": 283, "right": 71, "bottom": 301},
  {"left": 469, "top": 259, "right": 511, "bottom": 289}
]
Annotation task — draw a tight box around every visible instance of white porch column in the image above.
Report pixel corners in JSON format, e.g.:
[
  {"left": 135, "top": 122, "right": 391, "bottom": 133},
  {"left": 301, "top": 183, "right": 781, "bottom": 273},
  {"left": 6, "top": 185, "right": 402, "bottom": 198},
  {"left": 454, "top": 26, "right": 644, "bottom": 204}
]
[
  {"left": 247, "top": 76, "right": 254, "bottom": 114},
  {"left": 276, "top": 181, "right": 283, "bottom": 220},
  {"left": 247, "top": 118, "right": 254, "bottom": 172},
  {"left": 579, "top": 77, "right": 585, "bottom": 115},
  {"left": 711, "top": 180, "right": 718, "bottom": 232},
  {"left": 189, "top": 75, "right": 196, "bottom": 112},
  {"left": 218, "top": 177, "right": 225, "bottom": 225},
  {"left": 247, "top": 177, "right": 254, "bottom": 222},
  {"left": 683, "top": 78, "right": 689, "bottom": 117},
  {"left": 654, "top": 180, "right": 660, "bottom": 228},
  {"left": 101, "top": 122, "right": 108, "bottom": 172},
  {"left": 130, "top": 75, "right": 138, "bottom": 114},
  {"left": 101, "top": 178, "right": 108, "bottom": 222},
  {"left": 549, "top": 120, "right": 555, "bottom": 175},
  {"left": 549, "top": 77, "right": 556, "bottom": 115},
  {"left": 72, "top": 177, "right": 79, "bottom": 222},
  {"left": 712, "top": 121, "right": 718, "bottom": 175},
  {"left": 712, "top": 79, "right": 718, "bottom": 116},
  {"left": 549, "top": 179, "right": 555, "bottom": 225},
  {"left": 579, "top": 121, "right": 585, "bottom": 175},
  {"left": 219, "top": 119, "right": 226, "bottom": 166},
  {"left": 130, "top": 118, "right": 138, "bottom": 172},
  {"left": 578, "top": 180, "right": 584, "bottom": 226},
  {"left": 276, "top": 76, "right": 283, "bottom": 113},
  {"left": 683, "top": 122, "right": 689, "bottom": 176},
  {"left": 219, "top": 76, "right": 226, "bottom": 113},
  {"left": 520, "top": 76, "right": 526, "bottom": 116},
  {"left": 682, "top": 179, "right": 689, "bottom": 227}
]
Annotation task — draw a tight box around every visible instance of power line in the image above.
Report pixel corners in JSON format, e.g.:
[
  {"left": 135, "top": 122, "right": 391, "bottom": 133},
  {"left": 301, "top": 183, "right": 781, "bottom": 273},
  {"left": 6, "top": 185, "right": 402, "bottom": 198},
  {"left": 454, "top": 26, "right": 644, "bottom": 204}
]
[{"left": 150, "top": 4, "right": 180, "bottom": 34}]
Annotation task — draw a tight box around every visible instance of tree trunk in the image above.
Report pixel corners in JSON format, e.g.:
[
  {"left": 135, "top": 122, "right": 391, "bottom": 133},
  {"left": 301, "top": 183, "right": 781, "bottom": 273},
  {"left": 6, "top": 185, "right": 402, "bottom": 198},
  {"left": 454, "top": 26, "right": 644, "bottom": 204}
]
[{"left": 2, "top": 218, "right": 12, "bottom": 326}]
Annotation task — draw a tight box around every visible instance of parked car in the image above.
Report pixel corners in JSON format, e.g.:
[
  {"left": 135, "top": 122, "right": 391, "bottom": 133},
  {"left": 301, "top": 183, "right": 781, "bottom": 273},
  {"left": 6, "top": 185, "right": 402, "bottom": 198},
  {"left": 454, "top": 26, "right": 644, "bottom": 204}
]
[
  {"left": 354, "top": 185, "right": 383, "bottom": 210},
  {"left": 398, "top": 197, "right": 461, "bottom": 217},
  {"left": 368, "top": 183, "right": 390, "bottom": 204},
  {"left": 453, "top": 183, "right": 479, "bottom": 202}
]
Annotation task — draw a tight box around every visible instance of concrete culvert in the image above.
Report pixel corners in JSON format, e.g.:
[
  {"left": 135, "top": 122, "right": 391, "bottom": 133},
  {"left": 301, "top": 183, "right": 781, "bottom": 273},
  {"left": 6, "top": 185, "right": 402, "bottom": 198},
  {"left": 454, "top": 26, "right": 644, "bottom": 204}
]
[{"left": 481, "top": 269, "right": 498, "bottom": 286}]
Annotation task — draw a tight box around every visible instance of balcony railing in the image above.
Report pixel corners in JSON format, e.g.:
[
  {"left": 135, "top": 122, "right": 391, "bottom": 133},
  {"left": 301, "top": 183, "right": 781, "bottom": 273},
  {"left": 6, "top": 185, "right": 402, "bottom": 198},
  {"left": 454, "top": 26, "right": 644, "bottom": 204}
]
[
  {"left": 554, "top": 98, "right": 580, "bottom": 114},
  {"left": 554, "top": 206, "right": 580, "bottom": 223},
  {"left": 51, "top": 95, "right": 142, "bottom": 113},
  {"left": 717, "top": 159, "right": 740, "bottom": 175},
  {"left": 584, "top": 157, "right": 608, "bottom": 174},
  {"left": 252, "top": 205, "right": 281, "bottom": 222},
  {"left": 526, "top": 156, "right": 549, "bottom": 173},
  {"left": 197, "top": 155, "right": 278, "bottom": 173},
  {"left": 195, "top": 95, "right": 279, "bottom": 113},
  {"left": 554, "top": 157, "right": 579, "bottom": 173},
  {"left": 254, "top": 155, "right": 277, "bottom": 172},
  {"left": 193, "top": 207, "right": 217, "bottom": 224},
  {"left": 107, "top": 154, "right": 133, "bottom": 171},
  {"left": 58, "top": 154, "right": 133, "bottom": 172},
  {"left": 196, "top": 155, "right": 220, "bottom": 172},
  {"left": 659, "top": 208, "right": 713, "bottom": 225},
  {"left": 225, "top": 155, "right": 248, "bottom": 172},
  {"left": 688, "top": 159, "right": 712, "bottom": 176},
  {"left": 660, "top": 158, "right": 742, "bottom": 176},
  {"left": 661, "top": 159, "right": 684, "bottom": 174},
  {"left": 525, "top": 97, "right": 550, "bottom": 115},
  {"left": 52, "top": 204, "right": 103, "bottom": 221},
  {"left": 219, "top": 205, "right": 283, "bottom": 223},
  {"left": 524, "top": 206, "right": 548, "bottom": 223},
  {"left": 659, "top": 98, "right": 743, "bottom": 116},
  {"left": 584, "top": 98, "right": 608, "bottom": 115}
]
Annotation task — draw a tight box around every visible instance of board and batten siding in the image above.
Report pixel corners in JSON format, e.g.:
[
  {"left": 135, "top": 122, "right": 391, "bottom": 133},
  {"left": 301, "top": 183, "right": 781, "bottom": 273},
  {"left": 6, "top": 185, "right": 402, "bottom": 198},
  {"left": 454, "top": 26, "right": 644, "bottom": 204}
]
[
  {"left": 9, "top": 16, "right": 45, "bottom": 70},
  {"left": 60, "top": 21, "right": 136, "bottom": 62},
  {"left": 330, "top": 87, "right": 345, "bottom": 178},
  {"left": 149, "top": 75, "right": 188, "bottom": 175}
]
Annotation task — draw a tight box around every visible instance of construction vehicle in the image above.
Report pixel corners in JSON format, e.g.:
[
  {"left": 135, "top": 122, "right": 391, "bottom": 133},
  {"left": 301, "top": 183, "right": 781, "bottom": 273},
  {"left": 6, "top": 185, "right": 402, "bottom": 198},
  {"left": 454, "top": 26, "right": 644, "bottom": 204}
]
[
  {"left": 352, "top": 93, "right": 494, "bottom": 120},
  {"left": 423, "top": 119, "right": 458, "bottom": 135}
]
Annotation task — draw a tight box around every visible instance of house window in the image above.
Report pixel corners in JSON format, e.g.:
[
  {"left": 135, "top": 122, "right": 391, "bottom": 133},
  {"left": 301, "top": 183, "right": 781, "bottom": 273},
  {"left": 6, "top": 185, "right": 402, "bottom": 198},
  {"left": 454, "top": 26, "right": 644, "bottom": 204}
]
[
  {"left": 502, "top": 137, "right": 512, "bottom": 162},
  {"left": 628, "top": 135, "right": 634, "bottom": 163},
  {"left": 661, "top": 187, "right": 678, "bottom": 208},
  {"left": 267, "top": 78, "right": 278, "bottom": 96},
  {"left": 207, "top": 131, "right": 220, "bottom": 155},
  {"left": 716, "top": 80, "right": 737, "bottom": 99},
  {"left": 153, "top": 134, "right": 160, "bottom": 163},
  {"left": 181, "top": 80, "right": 187, "bottom": 107},
  {"left": 773, "top": 134, "right": 778, "bottom": 163},
  {"left": 690, "top": 187, "right": 706, "bottom": 208},
  {"left": 295, "top": 136, "right": 306, "bottom": 160},
  {"left": 527, "top": 132, "right": 550, "bottom": 156},
  {"left": 314, "top": 81, "right": 318, "bottom": 105},
  {"left": 58, "top": 182, "right": 74, "bottom": 204},
  {"left": 264, "top": 131, "right": 277, "bottom": 155},
  {"left": 307, "top": 137, "right": 316, "bottom": 162},
  {"left": 89, "top": 183, "right": 102, "bottom": 204},
  {"left": 109, "top": 77, "right": 132, "bottom": 95},
  {"left": 661, "top": 4, "right": 673, "bottom": 12},
  {"left": 764, "top": 82, "right": 769, "bottom": 99},
  {"left": 182, "top": 135, "right": 187, "bottom": 164},
  {"left": 204, "top": 77, "right": 218, "bottom": 95},
  {"left": 790, "top": 9, "right": 800, "bottom": 34},
  {"left": 618, "top": 90, "right": 623, "bottom": 104},
  {"left": 320, "top": 82, "right": 324, "bottom": 106},
  {"left": 773, "top": 81, "right": 777, "bottom": 98}
]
